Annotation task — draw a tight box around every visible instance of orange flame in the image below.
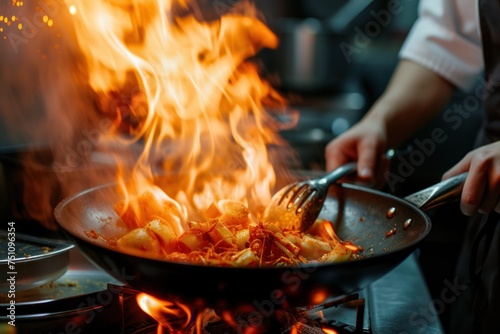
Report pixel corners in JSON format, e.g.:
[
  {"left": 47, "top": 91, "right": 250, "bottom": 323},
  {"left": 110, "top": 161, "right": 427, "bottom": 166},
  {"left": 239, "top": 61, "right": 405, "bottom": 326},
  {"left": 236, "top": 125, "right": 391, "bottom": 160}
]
[
  {"left": 67, "top": 0, "right": 290, "bottom": 234},
  {"left": 137, "top": 293, "right": 193, "bottom": 332}
]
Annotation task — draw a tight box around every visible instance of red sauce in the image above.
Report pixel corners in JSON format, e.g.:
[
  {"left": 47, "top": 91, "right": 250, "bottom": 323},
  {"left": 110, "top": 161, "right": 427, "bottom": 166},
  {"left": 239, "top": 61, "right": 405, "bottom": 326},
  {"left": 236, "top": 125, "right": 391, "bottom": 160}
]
[
  {"left": 387, "top": 207, "right": 396, "bottom": 219},
  {"left": 385, "top": 228, "right": 397, "bottom": 238}
]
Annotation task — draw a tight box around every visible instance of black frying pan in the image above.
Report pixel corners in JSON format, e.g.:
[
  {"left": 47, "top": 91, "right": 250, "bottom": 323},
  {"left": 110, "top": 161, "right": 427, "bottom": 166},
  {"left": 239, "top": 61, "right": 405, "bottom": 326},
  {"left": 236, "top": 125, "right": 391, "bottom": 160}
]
[{"left": 53, "top": 173, "right": 467, "bottom": 309}]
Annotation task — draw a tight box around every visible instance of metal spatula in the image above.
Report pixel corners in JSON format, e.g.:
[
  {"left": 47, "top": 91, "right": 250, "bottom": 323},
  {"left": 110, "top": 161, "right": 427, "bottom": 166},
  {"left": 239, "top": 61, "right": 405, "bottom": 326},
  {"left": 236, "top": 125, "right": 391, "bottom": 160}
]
[{"left": 262, "top": 162, "right": 358, "bottom": 231}]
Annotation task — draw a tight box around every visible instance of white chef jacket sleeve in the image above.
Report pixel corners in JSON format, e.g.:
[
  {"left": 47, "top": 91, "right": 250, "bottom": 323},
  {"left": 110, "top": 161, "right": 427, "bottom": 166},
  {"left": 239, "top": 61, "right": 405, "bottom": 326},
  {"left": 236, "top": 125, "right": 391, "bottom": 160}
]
[{"left": 399, "top": 0, "right": 483, "bottom": 92}]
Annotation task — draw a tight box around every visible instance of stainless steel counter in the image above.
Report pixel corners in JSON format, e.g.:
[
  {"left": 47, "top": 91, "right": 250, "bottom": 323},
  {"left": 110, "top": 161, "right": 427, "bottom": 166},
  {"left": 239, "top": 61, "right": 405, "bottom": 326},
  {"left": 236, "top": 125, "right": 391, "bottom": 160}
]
[{"left": 318, "top": 251, "right": 445, "bottom": 334}]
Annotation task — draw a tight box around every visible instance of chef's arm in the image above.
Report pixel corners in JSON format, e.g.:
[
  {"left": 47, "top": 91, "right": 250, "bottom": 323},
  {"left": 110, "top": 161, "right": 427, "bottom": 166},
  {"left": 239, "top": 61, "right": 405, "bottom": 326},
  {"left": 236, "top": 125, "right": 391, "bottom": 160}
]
[
  {"left": 364, "top": 59, "right": 455, "bottom": 147},
  {"left": 325, "top": 59, "right": 455, "bottom": 180}
]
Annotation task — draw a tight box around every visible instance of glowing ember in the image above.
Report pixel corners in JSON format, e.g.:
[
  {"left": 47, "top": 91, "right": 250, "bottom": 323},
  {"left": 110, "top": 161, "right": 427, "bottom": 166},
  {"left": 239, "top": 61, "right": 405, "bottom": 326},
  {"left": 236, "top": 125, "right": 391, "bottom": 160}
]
[
  {"left": 0, "top": 1, "right": 56, "bottom": 43},
  {"left": 68, "top": 0, "right": 293, "bottom": 236},
  {"left": 310, "top": 290, "right": 329, "bottom": 306}
]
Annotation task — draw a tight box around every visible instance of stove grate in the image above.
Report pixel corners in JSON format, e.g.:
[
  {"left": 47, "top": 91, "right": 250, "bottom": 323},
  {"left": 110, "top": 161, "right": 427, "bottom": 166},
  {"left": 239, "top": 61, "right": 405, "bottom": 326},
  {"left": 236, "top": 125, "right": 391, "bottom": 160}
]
[{"left": 108, "top": 284, "right": 371, "bottom": 334}]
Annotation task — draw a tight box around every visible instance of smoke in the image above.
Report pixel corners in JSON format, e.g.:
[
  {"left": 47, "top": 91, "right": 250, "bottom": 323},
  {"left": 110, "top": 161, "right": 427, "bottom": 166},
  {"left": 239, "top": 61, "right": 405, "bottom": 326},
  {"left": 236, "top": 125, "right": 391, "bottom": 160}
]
[
  {"left": 0, "top": 0, "right": 299, "bottom": 230},
  {"left": 0, "top": 1, "right": 130, "bottom": 229}
]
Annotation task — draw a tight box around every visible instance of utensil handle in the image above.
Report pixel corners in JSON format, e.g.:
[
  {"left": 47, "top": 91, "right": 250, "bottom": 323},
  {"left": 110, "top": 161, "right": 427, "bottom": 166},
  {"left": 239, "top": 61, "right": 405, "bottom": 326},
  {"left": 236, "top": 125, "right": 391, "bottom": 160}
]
[
  {"left": 321, "top": 147, "right": 405, "bottom": 186},
  {"left": 322, "top": 162, "right": 358, "bottom": 185},
  {"left": 404, "top": 173, "right": 468, "bottom": 211}
]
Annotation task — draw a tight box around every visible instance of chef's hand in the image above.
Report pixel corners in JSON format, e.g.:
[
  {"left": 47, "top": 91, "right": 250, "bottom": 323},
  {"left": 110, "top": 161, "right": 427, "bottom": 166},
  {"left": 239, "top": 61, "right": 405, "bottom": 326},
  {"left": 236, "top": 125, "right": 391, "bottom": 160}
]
[
  {"left": 325, "top": 60, "right": 454, "bottom": 189},
  {"left": 324, "top": 118, "right": 390, "bottom": 188},
  {"left": 443, "top": 141, "right": 500, "bottom": 216}
]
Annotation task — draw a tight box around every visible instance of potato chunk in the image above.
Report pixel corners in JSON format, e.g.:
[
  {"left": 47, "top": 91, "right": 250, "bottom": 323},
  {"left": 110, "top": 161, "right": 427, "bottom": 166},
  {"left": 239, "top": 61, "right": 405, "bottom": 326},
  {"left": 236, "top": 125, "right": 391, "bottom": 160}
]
[
  {"left": 208, "top": 222, "right": 235, "bottom": 248},
  {"left": 145, "top": 219, "right": 178, "bottom": 253},
  {"left": 178, "top": 231, "right": 208, "bottom": 252},
  {"left": 218, "top": 200, "right": 251, "bottom": 227},
  {"left": 117, "top": 228, "right": 162, "bottom": 254},
  {"left": 318, "top": 243, "right": 352, "bottom": 263},
  {"left": 299, "top": 235, "right": 333, "bottom": 260}
]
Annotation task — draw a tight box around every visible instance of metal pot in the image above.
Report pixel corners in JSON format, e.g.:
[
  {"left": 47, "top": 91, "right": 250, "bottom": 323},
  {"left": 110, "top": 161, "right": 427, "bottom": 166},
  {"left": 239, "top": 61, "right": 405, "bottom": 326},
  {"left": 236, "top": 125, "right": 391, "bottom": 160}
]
[{"left": 261, "top": 0, "right": 382, "bottom": 92}]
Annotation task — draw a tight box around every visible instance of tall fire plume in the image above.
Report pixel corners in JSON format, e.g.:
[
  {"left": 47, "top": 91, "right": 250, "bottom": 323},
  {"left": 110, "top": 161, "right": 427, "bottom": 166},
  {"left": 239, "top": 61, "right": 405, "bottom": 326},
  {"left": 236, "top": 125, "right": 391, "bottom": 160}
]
[{"left": 0, "top": 0, "right": 298, "bottom": 230}]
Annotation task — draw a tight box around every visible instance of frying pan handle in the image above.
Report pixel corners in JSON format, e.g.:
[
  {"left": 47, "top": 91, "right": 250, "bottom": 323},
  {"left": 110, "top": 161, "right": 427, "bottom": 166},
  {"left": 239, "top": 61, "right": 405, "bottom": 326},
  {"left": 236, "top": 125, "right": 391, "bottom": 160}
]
[{"left": 403, "top": 173, "right": 468, "bottom": 211}]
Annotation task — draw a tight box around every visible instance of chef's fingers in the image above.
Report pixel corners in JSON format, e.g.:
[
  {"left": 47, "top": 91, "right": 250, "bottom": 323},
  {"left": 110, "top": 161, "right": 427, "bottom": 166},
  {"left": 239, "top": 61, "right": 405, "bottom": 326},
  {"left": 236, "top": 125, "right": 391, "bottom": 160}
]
[
  {"left": 461, "top": 170, "right": 486, "bottom": 216},
  {"left": 442, "top": 151, "right": 479, "bottom": 216},
  {"left": 446, "top": 142, "right": 500, "bottom": 215},
  {"left": 325, "top": 139, "right": 362, "bottom": 186},
  {"left": 460, "top": 154, "right": 491, "bottom": 216},
  {"left": 357, "top": 138, "right": 381, "bottom": 182},
  {"left": 325, "top": 140, "right": 354, "bottom": 172},
  {"left": 454, "top": 143, "right": 500, "bottom": 215},
  {"left": 478, "top": 161, "right": 500, "bottom": 214}
]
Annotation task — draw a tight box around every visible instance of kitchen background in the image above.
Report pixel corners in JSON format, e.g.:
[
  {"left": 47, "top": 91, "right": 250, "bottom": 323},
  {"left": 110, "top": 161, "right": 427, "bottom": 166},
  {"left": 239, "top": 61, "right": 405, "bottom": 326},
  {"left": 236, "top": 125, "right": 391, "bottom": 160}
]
[
  {"left": 251, "top": 2, "right": 482, "bottom": 330},
  {"left": 253, "top": 2, "right": 482, "bottom": 331},
  {"left": 0, "top": 0, "right": 483, "bottom": 332}
]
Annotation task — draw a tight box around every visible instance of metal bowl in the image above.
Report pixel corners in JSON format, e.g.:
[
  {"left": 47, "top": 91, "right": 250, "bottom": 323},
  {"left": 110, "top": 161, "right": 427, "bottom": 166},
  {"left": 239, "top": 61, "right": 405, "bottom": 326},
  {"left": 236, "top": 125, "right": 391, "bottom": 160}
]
[{"left": 0, "top": 231, "right": 74, "bottom": 293}]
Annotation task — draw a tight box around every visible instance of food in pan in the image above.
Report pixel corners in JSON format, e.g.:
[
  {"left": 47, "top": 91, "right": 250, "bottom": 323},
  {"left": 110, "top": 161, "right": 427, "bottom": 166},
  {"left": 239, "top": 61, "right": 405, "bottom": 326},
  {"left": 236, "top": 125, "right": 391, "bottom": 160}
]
[{"left": 86, "top": 192, "right": 361, "bottom": 267}]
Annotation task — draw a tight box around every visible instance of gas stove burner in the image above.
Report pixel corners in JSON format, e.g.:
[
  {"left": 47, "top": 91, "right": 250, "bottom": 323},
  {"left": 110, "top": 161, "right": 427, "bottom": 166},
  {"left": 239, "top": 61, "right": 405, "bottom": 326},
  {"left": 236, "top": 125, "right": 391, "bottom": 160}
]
[
  {"left": 308, "top": 294, "right": 368, "bottom": 334},
  {"left": 128, "top": 315, "right": 370, "bottom": 334},
  {"left": 0, "top": 249, "right": 444, "bottom": 333},
  {"left": 114, "top": 283, "right": 370, "bottom": 334}
]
